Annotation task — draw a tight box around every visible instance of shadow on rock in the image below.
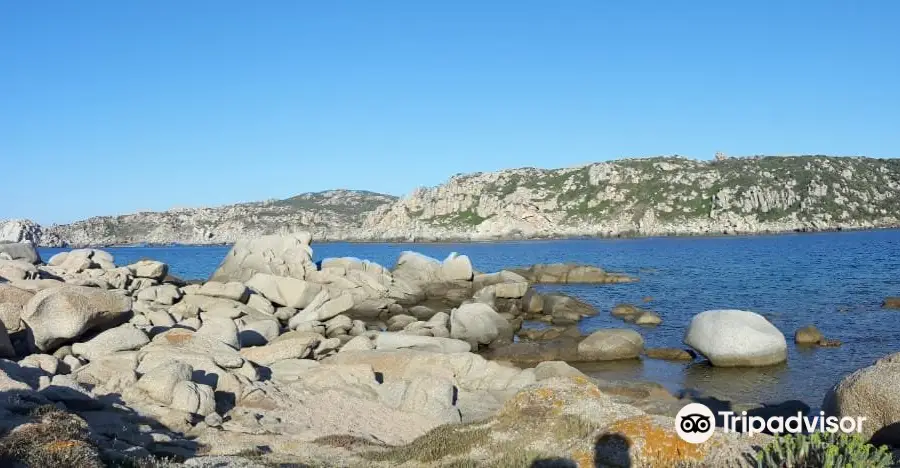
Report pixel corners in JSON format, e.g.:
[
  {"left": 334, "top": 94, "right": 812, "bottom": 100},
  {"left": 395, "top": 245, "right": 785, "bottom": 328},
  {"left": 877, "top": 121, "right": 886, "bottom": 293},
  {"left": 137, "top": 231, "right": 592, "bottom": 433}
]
[
  {"left": 0, "top": 385, "right": 202, "bottom": 467},
  {"left": 531, "top": 456, "right": 579, "bottom": 467},
  {"left": 593, "top": 433, "right": 633, "bottom": 467}
]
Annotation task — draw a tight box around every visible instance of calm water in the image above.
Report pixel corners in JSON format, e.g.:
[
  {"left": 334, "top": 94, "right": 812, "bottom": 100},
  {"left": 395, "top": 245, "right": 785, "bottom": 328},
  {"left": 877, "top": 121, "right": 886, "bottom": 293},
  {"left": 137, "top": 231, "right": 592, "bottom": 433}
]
[{"left": 39, "top": 230, "right": 900, "bottom": 407}]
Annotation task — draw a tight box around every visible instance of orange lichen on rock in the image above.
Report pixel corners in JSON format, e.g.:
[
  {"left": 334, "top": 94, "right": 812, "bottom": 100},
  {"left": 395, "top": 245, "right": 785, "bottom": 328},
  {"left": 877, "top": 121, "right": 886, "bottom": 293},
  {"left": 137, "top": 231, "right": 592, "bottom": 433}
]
[
  {"left": 598, "top": 415, "right": 707, "bottom": 467},
  {"left": 43, "top": 440, "right": 85, "bottom": 452},
  {"left": 499, "top": 377, "right": 606, "bottom": 422},
  {"left": 165, "top": 330, "right": 193, "bottom": 344},
  {"left": 572, "top": 448, "right": 595, "bottom": 468}
]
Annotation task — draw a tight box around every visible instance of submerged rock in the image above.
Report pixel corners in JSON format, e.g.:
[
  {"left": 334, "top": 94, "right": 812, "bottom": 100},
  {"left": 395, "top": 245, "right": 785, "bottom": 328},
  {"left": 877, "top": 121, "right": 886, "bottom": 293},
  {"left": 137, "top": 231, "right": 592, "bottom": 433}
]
[
  {"left": 794, "top": 324, "right": 824, "bottom": 345},
  {"left": 644, "top": 347, "right": 695, "bottom": 361},
  {"left": 511, "top": 263, "right": 637, "bottom": 284}
]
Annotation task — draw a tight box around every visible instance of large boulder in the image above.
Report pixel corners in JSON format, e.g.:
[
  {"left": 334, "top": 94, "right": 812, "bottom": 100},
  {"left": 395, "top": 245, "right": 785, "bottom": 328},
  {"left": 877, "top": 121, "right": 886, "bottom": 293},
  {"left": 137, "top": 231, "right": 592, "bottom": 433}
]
[
  {"left": 127, "top": 260, "right": 168, "bottom": 280},
  {"left": 0, "top": 242, "right": 41, "bottom": 264},
  {"left": 473, "top": 270, "right": 529, "bottom": 299},
  {"left": 0, "top": 284, "right": 33, "bottom": 334},
  {"left": 823, "top": 354, "right": 900, "bottom": 445},
  {"left": 577, "top": 329, "right": 644, "bottom": 361},
  {"left": 684, "top": 310, "right": 787, "bottom": 367},
  {"left": 450, "top": 303, "right": 509, "bottom": 347},
  {"left": 441, "top": 253, "right": 473, "bottom": 281},
  {"left": 196, "top": 281, "right": 250, "bottom": 303},
  {"left": 392, "top": 251, "right": 443, "bottom": 285},
  {"left": 21, "top": 286, "right": 133, "bottom": 351},
  {"left": 209, "top": 233, "right": 315, "bottom": 283},
  {"left": 0, "top": 259, "right": 39, "bottom": 281},
  {"left": 245, "top": 273, "right": 322, "bottom": 309},
  {"left": 239, "top": 332, "right": 320, "bottom": 365},
  {"left": 71, "top": 324, "right": 149, "bottom": 361},
  {"left": 47, "top": 249, "right": 116, "bottom": 272}
]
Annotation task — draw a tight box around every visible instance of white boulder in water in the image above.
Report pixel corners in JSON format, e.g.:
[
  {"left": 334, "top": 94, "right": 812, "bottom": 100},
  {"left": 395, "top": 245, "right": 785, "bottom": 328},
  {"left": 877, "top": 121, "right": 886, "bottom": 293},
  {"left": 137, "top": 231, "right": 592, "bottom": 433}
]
[{"left": 684, "top": 309, "right": 787, "bottom": 367}]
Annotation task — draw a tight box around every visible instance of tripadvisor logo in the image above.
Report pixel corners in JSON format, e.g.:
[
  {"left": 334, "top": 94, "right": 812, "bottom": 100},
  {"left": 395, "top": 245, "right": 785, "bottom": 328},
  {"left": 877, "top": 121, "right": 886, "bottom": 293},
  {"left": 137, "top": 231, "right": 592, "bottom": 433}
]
[
  {"left": 675, "top": 403, "right": 716, "bottom": 443},
  {"left": 674, "top": 403, "right": 867, "bottom": 444}
]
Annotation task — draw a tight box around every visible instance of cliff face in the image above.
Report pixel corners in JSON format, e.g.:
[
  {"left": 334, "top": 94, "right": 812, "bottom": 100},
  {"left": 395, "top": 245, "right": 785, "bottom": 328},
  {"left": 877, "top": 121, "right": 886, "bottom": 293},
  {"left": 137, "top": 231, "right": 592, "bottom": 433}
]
[
  {"left": 357, "top": 156, "right": 900, "bottom": 241},
  {"left": 21, "top": 156, "right": 900, "bottom": 246},
  {"left": 0, "top": 219, "right": 64, "bottom": 247}
]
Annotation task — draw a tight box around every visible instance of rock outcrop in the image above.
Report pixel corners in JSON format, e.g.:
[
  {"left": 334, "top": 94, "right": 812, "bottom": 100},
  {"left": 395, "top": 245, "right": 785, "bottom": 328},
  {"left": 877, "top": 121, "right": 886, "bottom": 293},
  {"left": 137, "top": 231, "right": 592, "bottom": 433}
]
[
  {"left": 0, "top": 219, "right": 64, "bottom": 247},
  {"left": 823, "top": 352, "right": 900, "bottom": 446}
]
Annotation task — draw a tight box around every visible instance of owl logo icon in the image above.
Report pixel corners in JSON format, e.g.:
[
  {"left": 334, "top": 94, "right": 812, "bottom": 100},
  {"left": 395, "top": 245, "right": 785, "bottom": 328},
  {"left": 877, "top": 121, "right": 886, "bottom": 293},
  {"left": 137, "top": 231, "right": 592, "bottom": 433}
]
[{"left": 675, "top": 403, "right": 716, "bottom": 443}]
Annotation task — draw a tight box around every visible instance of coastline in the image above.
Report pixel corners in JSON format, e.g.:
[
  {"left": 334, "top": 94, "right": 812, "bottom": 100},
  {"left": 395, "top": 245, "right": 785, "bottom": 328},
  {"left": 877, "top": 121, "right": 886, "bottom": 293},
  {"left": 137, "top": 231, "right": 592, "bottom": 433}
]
[{"left": 43, "top": 223, "right": 900, "bottom": 249}]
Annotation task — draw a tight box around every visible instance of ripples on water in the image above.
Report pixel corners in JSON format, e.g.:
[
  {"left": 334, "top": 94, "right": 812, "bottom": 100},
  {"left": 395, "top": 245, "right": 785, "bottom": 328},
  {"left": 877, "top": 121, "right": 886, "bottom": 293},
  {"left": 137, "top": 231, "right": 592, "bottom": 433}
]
[{"left": 39, "top": 229, "right": 900, "bottom": 406}]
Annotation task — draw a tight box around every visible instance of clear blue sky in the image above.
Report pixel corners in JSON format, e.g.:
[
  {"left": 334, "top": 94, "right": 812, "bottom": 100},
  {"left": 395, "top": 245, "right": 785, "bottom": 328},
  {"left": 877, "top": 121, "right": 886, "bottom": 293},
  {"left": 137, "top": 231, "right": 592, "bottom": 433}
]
[{"left": 2, "top": 1, "right": 899, "bottom": 224}]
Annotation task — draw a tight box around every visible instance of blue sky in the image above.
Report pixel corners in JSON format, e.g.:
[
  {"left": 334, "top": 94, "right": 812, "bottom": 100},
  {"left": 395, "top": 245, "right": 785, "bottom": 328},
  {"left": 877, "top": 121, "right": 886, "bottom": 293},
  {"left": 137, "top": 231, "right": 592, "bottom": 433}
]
[{"left": 2, "top": 1, "right": 899, "bottom": 224}]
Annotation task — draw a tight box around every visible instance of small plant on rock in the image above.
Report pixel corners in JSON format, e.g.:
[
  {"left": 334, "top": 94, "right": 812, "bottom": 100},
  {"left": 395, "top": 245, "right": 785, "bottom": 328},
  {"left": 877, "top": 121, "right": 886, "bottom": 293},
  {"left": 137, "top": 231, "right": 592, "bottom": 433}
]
[{"left": 752, "top": 431, "right": 893, "bottom": 468}]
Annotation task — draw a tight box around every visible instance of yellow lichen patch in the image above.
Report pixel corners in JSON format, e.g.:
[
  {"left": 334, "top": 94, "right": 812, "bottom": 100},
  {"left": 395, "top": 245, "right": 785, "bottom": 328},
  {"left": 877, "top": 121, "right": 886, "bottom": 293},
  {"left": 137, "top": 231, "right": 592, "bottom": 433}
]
[
  {"left": 43, "top": 440, "right": 84, "bottom": 452},
  {"left": 165, "top": 330, "right": 194, "bottom": 344},
  {"left": 570, "top": 375, "right": 592, "bottom": 385},
  {"left": 505, "top": 379, "right": 608, "bottom": 421},
  {"left": 600, "top": 415, "right": 707, "bottom": 467}
]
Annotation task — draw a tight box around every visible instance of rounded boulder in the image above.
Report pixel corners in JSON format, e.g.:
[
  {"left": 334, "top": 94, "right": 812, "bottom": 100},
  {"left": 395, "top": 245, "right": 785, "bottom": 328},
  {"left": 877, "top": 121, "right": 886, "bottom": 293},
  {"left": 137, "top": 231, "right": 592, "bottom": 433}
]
[
  {"left": 577, "top": 329, "right": 644, "bottom": 361},
  {"left": 684, "top": 309, "right": 786, "bottom": 367}
]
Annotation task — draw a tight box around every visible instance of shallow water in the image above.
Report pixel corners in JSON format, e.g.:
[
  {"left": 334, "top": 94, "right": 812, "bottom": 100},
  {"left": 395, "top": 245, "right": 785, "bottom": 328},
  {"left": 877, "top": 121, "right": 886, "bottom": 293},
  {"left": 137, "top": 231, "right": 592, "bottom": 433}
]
[{"left": 39, "top": 229, "right": 900, "bottom": 407}]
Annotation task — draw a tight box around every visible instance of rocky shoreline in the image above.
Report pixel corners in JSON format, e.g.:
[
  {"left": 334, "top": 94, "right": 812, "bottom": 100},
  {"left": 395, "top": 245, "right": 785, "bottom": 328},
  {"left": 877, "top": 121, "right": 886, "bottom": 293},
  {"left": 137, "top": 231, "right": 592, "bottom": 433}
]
[
  {"left": 6, "top": 217, "right": 900, "bottom": 250},
  {"left": 0, "top": 233, "right": 897, "bottom": 466}
]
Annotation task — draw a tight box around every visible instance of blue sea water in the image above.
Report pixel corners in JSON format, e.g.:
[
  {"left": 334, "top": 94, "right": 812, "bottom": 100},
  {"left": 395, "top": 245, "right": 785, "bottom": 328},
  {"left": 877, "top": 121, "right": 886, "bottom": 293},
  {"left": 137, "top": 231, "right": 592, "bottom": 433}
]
[{"left": 38, "top": 229, "right": 900, "bottom": 407}]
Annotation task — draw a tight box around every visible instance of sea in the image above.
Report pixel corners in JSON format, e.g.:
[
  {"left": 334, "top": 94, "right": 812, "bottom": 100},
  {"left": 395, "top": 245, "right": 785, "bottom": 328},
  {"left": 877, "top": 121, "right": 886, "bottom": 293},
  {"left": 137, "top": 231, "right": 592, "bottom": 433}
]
[{"left": 38, "top": 229, "right": 900, "bottom": 408}]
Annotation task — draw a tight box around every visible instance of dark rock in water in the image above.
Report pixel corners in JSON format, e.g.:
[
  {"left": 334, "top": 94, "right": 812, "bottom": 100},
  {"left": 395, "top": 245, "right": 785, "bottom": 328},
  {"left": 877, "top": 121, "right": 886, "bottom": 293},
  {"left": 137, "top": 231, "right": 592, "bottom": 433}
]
[
  {"left": 611, "top": 303, "right": 644, "bottom": 318},
  {"left": 510, "top": 263, "right": 637, "bottom": 284},
  {"left": 644, "top": 347, "right": 695, "bottom": 361},
  {"left": 577, "top": 329, "right": 644, "bottom": 361},
  {"left": 883, "top": 297, "right": 900, "bottom": 309},
  {"left": 795, "top": 325, "right": 840, "bottom": 348},
  {"left": 794, "top": 325, "right": 824, "bottom": 345},
  {"left": 611, "top": 303, "right": 662, "bottom": 326},
  {"left": 540, "top": 293, "right": 598, "bottom": 325}
]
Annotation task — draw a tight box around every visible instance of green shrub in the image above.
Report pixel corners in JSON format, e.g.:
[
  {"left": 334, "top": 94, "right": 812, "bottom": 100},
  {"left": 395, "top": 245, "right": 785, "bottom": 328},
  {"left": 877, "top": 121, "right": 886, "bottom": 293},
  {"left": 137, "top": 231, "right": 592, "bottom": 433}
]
[{"left": 753, "top": 432, "right": 894, "bottom": 468}]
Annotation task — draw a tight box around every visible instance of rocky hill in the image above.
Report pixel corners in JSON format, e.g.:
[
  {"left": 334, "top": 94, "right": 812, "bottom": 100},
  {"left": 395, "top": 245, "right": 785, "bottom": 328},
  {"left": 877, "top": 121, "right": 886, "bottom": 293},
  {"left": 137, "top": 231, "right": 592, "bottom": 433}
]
[
  {"left": 6, "top": 156, "right": 900, "bottom": 246},
  {"left": 358, "top": 155, "right": 900, "bottom": 241},
  {"left": 41, "top": 190, "right": 398, "bottom": 246}
]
